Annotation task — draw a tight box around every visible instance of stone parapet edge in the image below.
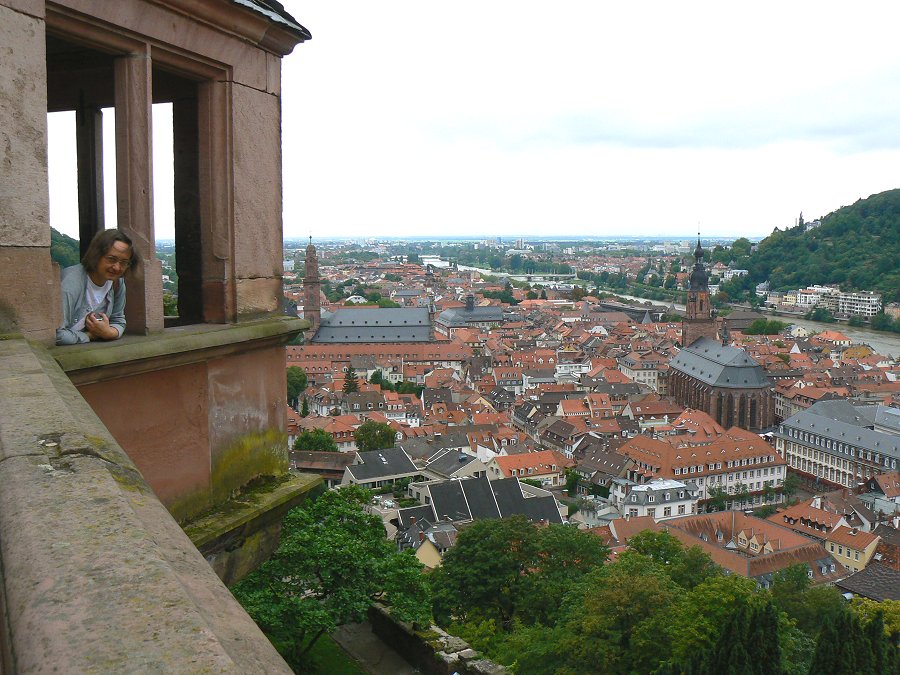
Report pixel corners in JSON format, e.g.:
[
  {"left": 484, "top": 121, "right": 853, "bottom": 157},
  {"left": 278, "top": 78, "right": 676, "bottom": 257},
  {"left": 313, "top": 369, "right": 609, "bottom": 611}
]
[
  {"left": 184, "top": 472, "right": 324, "bottom": 548},
  {"left": 50, "top": 316, "right": 308, "bottom": 384},
  {"left": 0, "top": 336, "right": 292, "bottom": 673}
]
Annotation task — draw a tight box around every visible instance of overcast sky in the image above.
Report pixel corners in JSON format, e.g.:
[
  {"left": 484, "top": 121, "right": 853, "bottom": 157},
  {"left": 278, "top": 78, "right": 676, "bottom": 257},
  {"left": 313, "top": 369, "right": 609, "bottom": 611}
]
[{"left": 49, "top": 1, "right": 900, "bottom": 242}]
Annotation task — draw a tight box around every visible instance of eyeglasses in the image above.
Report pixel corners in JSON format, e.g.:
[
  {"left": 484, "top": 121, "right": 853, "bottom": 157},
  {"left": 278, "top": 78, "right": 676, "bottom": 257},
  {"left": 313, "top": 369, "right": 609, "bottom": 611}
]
[{"left": 103, "top": 254, "right": 132, "bottom": 269}]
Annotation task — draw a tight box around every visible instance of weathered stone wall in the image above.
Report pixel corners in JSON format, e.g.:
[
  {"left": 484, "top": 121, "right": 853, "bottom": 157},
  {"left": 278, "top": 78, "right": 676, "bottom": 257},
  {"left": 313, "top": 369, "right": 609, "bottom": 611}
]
[
  {"left": 0, "top": 1, "right": 58, "bottom": 343},
  {"left": 54, "top": 317, "right": 306, "bottom": 523},
  {"left": 368, "top": 605, "right": 508, "bottom": 675},
  {"left": 0, "top": 336, "right": 294, "bottom": 672}
]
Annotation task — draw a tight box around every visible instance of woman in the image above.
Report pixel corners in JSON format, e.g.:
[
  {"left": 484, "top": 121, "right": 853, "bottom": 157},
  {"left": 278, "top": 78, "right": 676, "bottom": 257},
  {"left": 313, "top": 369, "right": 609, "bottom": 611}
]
[{"left": 56, "top": 229, "right": 137, "bottom": 345}]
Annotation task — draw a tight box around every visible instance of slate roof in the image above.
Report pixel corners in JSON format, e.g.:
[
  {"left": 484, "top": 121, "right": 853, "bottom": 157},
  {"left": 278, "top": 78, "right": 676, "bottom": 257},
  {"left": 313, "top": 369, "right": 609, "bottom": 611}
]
[
  {"left": 345, "top": 447, "right": 418, "bottom": 482},
  {"left": 313, "top": 308, "right": 431, "bottom": 343},
  {"left": 233, "top": 0, "right": 311, "bottom": 40},
  {"left": 777, "top": 400, "right": 900, "bottom": 462},
  {"left": 425, "top": 450, "right": 479, "bottom": 477},
  {"left": 669, "top": 336, "right": 771, "bottom": 389},
  {"left": 875, "top": 406, "right": 900, "bottom": 434},
  {"left": 834, "top": 563, "right": 900, "bottom": 601},
  {"left": 436, "top": 305, "right": 505, "bottom": 327},
  {"left": 398, "top": 475, "right": 563, "bottom": 527}
]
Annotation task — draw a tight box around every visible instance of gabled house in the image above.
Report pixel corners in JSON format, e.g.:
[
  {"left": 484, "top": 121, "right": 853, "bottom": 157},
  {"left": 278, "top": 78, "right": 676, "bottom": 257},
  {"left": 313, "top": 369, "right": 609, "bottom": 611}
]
[
  {"left": 341, "top": 447, "right": 421, "bottom": 490},
  {"left": 487, "top": 449, "right": 574, "bottom": 487}
]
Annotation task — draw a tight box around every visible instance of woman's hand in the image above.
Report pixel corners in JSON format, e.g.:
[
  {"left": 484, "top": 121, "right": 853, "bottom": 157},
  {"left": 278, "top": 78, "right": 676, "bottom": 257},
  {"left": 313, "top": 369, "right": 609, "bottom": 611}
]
[{"left": 85, "top": 312, "right": 119, "bottom": 341}]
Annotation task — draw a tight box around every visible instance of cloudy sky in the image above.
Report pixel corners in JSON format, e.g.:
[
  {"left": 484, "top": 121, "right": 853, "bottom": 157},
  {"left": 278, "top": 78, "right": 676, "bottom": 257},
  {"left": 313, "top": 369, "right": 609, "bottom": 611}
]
[{"left": 49, "top": 1, "right": 900, "bottom": 241}]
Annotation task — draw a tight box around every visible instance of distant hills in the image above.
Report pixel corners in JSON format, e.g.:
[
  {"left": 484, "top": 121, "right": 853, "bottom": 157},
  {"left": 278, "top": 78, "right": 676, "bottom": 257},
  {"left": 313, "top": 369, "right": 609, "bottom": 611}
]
[
  {"left": 50, "top": 227, "right": 80, "bottom": 269},
  {"left": 747, "top": 189, "right": 900, "bottom": 303}
]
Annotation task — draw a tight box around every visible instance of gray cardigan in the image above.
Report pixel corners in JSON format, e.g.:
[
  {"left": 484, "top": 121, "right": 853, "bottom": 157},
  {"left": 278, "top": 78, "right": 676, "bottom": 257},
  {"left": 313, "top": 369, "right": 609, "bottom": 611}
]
[{"left": 56, "top": 265, "right": 127, "bottom": 345}]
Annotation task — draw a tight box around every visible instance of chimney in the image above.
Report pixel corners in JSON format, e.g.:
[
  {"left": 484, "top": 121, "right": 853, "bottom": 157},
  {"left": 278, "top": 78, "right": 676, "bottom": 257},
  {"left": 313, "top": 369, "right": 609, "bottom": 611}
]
[
  {"left": 410, "top": 516, "right": 416, "bottom": 525},
  {"left": 418, "top": 532, "right": 425, "bottom": 542}
]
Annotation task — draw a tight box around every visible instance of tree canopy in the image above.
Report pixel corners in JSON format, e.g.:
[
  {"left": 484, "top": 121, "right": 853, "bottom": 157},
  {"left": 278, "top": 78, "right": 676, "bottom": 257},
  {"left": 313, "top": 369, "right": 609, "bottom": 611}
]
[
  {"left": 354, "top": 421, "right": 396, "bottom": 452},
  {"left": 231, "top": 486, "right": 430, "bottom": 670},
  {"left": 431, "top": 516, "right": 608, "bottom": 630},
  {"left": 433, "top": 527, "right": 899, "bottom": 675},
  {"left": 342, "top": 366, "right": 360, "bottom": 394},
  {"left": 744, "top": 189, "right": 900, "bottom": 302},
  {"left": 286, "top": 366, "right": 307, "bottom": 408},
  {"left": 50, "top": 227, "right": 80, "bottom": 268},
  {"left": 292, "top": 428, "right": 338, "bottom": 453}
]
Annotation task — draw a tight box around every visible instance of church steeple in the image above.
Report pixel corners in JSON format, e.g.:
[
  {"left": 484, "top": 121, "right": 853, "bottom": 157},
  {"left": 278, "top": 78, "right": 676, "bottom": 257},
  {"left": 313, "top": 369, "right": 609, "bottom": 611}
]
[
  {"left": 682, "top": 234, "right": 717, "bottom": 347},
  {"left": 689, "top": 236, "right": 709, "bottom": 291},
  {"left": 303, "top": 238, "right": 321, "bottom": 336}
]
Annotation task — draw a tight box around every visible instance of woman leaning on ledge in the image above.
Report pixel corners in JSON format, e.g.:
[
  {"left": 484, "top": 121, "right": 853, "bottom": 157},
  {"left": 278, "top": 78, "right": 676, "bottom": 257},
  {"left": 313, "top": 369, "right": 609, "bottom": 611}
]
[{"left": 56, "top": 229, "right": 137, "bottom": 345}]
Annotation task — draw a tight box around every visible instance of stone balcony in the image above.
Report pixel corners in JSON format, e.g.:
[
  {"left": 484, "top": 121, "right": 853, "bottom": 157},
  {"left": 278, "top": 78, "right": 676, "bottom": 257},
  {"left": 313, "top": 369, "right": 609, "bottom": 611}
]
[{"left": 0, "top": 333, "right": 320, "bottom": 671}]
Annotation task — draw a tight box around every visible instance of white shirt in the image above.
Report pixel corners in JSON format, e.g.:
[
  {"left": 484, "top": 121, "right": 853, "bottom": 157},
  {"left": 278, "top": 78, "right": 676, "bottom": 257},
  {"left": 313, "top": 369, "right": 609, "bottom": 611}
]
[{"left": 72, "top": 278, "right": 112, "bottom": 332}]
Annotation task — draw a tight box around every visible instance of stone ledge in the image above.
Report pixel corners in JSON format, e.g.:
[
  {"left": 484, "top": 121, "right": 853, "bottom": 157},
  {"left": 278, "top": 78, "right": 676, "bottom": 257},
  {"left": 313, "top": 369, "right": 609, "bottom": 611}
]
[
  {"left": 49, "top": 316, "right": 308, "bottom": 385},
  {"left": 0, "top": 337, "right": 292, "bottom": 673},
  {"left": 184, "top": 472, "right": 324, "bottom": 584}
]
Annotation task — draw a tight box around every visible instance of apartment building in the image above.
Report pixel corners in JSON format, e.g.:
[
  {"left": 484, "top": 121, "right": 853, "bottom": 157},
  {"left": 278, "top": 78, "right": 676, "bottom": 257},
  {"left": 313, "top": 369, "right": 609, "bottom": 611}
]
[
  {"left": 613, "top": 478, "right": 699, "bottom": 520},
  {"left": 775, "top": 400, "right": 900, "bottom": 488},
  {"left": 617, "top": 427, "right": 787, "bottom": 510}
]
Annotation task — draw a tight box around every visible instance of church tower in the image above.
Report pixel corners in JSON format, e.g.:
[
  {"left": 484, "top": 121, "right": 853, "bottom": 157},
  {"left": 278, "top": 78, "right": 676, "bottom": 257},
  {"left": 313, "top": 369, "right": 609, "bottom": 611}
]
[
  {"left": 303, "top": 237, "right": 321, "bottom": 336},
  {"left": 681, "top": 238, "right": 718, "bottom": 347}
]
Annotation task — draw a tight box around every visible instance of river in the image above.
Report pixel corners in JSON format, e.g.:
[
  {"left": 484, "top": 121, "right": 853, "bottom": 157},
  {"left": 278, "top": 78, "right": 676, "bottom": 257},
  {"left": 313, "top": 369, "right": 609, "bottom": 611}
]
[{"left": 773, "top": 316, "right": 900, "bottom": 358}]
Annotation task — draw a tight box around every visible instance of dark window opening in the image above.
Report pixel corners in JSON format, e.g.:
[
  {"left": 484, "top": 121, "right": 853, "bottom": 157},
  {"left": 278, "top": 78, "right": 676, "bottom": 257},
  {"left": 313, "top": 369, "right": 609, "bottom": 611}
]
[{"left": 46, "top": 34, "right": 215, "bottom": 330}]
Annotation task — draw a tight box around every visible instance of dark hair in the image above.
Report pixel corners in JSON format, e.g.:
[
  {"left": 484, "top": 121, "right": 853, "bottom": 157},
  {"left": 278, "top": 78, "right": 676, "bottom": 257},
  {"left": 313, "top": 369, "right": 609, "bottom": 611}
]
[{"left": 81, "top": 229, "right": 138, "bottom": 273}]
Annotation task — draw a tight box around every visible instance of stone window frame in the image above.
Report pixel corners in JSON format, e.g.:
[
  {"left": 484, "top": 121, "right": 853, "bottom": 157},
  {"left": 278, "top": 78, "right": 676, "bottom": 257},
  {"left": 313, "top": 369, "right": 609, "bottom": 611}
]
[{"left": 46, "top": 6, "right": 238, "bottom": 332}]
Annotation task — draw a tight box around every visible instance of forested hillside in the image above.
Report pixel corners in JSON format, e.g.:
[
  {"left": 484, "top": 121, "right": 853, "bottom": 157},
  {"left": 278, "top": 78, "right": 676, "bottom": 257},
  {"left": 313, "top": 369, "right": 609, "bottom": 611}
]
[
  {"left": 748, "top": 189, "right": 900, "bottom": 302},
  {"left": 50, "top": 227, "right": 80, "bottom": 268}
]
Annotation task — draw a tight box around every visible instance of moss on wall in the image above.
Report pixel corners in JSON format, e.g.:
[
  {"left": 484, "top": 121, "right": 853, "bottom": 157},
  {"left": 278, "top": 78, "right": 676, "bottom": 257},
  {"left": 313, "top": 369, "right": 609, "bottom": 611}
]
[
  {"left": 166, "top": 428, "right": 289, "bottom": 523},
  {"left": 211, "top": 428, "right": 289, "bottom": 505}
]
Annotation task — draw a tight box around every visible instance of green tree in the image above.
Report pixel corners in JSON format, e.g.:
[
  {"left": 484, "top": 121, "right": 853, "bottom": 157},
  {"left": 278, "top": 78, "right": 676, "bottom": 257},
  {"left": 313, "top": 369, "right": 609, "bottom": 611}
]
[
  {"left": 50, "top": 227, "right": 81, "bottom": 268},
  {"left": 809, "top": 610, "right": 874, "bottom": 675},
  {"left": 292, "top": 428, "right": 338, "bottom": 453},
  {"left": 871, "top": 312, "right": 895, "bottom": 332},
  {"left": 342, "top": 366, "right": 359, "bottom": 394},
  {"left": 806, "top": 307, "right": 835, "bottom": 323},
  {"left": 540, "top": 289, "right": 547, "bottom": 299},
  {"left": 559, "top": 553, "right": 681, "bottom": 673},
  {"left": 744, "top": 319, "right": 788, "bottom": 335},
  {"left": 565, "top": 469, "right": 579, "bottom": 496},
  {"left": 526, "top": 290, "right": 538, "bottom": 300},
  {"left": 286, "top": 366, "right": 308, "bottom": 408},
  {"left": 354, "top": 421, "right": 396, "bottom": 452},
  {"left": 163, "top": 292, "right": 178, "bottom": 316},
  {"left": 231, "top": 487, "right": 430, "bottom": 669},
  {"left": 706, "top": 486, "right": 728, "bottom": 512},
  {"left": 431, "top": 516, "right": 608, "bottom": 629},
  {"left": 300, "top": 396, "right": 309, "bottom": 418},
  {"left": 782, "top": 472, "right": 800, "bottom": 500},
  {"left": 395, "top": 381, "right": 421, "bottom": 396}
]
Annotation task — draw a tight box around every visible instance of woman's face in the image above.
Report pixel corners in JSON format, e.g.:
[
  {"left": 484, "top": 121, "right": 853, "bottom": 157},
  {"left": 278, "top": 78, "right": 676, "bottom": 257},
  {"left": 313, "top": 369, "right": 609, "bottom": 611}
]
[{"left": 95, "top": 241, "right": 133, "bottom": 283}]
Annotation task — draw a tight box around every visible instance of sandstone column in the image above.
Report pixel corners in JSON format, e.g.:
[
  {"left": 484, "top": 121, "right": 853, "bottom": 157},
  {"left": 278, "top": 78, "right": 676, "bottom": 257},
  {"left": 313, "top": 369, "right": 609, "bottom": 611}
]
[{"left": 115, "top": 47, "right": 163, "bottom": 334}]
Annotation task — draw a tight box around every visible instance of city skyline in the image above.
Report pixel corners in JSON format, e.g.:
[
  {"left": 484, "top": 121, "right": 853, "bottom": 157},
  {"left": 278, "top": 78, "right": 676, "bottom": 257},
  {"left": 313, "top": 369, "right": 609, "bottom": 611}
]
[{"left": 48, "top": 1, "right": 900, "bottom": 241}]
